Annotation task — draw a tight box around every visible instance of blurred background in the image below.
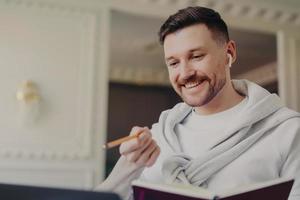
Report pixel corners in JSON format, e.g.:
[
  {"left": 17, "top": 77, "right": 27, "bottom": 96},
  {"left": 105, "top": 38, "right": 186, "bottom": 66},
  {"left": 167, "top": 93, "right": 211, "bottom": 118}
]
[{"left": 0, "top": 0, "right": 299, "bottom": 191}]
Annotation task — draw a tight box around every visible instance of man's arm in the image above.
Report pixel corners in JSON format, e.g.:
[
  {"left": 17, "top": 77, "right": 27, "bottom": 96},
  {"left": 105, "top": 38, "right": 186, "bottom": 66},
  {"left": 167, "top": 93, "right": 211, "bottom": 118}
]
[{"left": 96, "top": 126, "right": 160, "bottom": 199}]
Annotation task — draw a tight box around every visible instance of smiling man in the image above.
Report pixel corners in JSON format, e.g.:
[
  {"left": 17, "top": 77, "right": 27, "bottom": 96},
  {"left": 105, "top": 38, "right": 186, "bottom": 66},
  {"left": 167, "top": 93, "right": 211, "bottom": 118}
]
[{"left": 98, "top": 6, "right": 300, "bottom": 200}]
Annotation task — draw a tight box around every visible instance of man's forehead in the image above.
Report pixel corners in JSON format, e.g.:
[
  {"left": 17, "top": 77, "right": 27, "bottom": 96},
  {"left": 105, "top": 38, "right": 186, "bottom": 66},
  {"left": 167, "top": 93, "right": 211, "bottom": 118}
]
[
  {"left": 163, "top": 25, "right": 219, "bottom": 58},
  {"left": 165, "top": 24, "right": 210, "bottom": 39}
]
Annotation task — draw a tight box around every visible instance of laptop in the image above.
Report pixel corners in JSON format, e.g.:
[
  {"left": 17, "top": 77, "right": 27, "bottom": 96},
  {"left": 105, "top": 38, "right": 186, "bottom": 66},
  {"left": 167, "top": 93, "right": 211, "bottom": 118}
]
[{"left": 0, "top": 183, "right": 122, "bottom": 200}]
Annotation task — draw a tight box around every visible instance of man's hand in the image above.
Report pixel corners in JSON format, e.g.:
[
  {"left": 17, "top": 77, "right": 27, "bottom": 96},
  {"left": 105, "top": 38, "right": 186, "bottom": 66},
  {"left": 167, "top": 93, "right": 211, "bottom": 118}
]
[{"left": 119, "top": 126, "right": 160, "bottom": 168}]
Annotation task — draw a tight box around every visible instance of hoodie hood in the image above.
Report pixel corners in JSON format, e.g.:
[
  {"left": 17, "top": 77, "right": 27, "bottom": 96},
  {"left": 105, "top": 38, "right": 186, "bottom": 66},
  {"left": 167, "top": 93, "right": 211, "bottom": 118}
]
[{"left": 232, "top": 79, "right": 283, "bottom": 127}]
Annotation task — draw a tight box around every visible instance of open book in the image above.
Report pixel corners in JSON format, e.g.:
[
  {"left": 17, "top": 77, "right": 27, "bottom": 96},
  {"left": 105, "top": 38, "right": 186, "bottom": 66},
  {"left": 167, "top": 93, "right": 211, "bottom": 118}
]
[{"left": 132, "top": 178, "right": 294, "bottom": 200}]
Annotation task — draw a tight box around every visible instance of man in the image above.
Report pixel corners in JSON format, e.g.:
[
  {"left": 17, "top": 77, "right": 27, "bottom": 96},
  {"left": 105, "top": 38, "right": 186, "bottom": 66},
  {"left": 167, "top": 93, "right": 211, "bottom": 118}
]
[{"left": 99, "top": 6, "right": 300, "bottom": 200}]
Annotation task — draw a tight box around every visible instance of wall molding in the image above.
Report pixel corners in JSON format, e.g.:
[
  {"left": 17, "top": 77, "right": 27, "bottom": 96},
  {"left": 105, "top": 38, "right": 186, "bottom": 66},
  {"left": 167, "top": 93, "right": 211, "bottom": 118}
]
[
  {"left": 110, "top": 0, "right": 300, "bottom": 34},
  {"left": 0, "top": 0, "right": 97, "bottom": 14},
  {"left": 0, "top": 166, "right": 94, "bottom": 189},
  {"left": 110, "top": 66, "right": 170, "bottom": 86},
  {"left": 0, "top": 0, "right": 98, "bottom": 160},
  {"left": 234, "top": 62, "right": 277, "bottom": 85}
]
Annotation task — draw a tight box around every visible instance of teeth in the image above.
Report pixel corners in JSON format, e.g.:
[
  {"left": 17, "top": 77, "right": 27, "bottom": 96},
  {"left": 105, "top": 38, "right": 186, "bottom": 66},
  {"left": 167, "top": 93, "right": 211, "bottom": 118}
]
[{"left": 185, "top": 81, "right": 201, "bottom": 89}]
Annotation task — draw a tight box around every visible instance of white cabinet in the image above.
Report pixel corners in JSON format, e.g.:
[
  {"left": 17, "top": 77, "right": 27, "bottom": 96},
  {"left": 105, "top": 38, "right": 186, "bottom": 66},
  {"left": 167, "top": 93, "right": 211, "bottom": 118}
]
[{"left": 0, "top": 0, "right": 109, "bottom": 189}]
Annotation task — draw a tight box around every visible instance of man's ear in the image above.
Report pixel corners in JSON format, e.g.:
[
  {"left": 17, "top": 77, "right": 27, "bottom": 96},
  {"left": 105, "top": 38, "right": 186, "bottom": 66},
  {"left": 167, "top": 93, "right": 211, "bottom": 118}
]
[{"left": 227, "top": 53, "right": 232, "bottom": 68}]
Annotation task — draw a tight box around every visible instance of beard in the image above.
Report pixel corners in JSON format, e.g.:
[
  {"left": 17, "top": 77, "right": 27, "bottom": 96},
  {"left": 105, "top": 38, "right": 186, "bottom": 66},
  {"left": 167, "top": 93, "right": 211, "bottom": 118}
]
[{"left": 177, "top": 74, "right": 227, "bottom": 107}]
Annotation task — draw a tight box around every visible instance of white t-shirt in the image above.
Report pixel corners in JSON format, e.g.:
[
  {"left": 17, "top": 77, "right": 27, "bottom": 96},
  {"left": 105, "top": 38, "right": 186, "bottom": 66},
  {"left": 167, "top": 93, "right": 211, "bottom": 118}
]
[{"left": 175, "top": 97, "right": 248, "bottom": 158}]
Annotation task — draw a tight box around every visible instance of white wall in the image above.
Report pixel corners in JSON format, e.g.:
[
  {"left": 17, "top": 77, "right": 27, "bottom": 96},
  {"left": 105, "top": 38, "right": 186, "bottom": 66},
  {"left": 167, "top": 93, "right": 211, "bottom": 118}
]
[{"left": 0, "top": 0, "right": 110, "bottom": 189}]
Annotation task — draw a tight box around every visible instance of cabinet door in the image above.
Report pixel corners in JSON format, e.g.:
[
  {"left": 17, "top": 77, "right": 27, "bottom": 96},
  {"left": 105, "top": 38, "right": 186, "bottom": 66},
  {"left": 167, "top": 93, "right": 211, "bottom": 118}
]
[{"left": 0, "top": 1, "right": 108, "bottom": 189}]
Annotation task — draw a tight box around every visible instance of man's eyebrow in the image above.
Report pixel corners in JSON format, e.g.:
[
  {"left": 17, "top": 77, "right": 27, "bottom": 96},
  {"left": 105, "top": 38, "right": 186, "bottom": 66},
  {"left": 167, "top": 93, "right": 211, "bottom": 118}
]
[
  {"left": 165, "top": 47, "right": 205, "bottom": 62},
  {"left": 189, "top": 46, "right": 205, "bottom": 52},
  {"left": 165, "top": 56, "right": 175, "bottom": 62}
]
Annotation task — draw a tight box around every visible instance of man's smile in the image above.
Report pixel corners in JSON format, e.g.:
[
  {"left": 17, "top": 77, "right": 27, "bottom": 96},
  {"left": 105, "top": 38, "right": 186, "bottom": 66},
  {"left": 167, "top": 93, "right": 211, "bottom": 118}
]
[{"left": 184, "top": 80, "right": 202, "bottom": 89}]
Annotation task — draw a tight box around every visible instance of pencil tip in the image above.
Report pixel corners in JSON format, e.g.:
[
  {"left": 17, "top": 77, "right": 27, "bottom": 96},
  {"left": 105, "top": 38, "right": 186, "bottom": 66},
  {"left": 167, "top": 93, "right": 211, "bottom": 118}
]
[{"left": 102, "top": 144, "right": 107, "bottom": 149}]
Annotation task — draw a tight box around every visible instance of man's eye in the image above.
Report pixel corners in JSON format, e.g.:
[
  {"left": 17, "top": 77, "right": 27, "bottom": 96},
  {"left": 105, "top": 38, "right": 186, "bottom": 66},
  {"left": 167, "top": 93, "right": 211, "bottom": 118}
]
[
  {"left": 168, "top": 62, "right": 178, "bottom": 67},
  {"left": 192, "top": 55, "right": 203, "bottom": 59}
]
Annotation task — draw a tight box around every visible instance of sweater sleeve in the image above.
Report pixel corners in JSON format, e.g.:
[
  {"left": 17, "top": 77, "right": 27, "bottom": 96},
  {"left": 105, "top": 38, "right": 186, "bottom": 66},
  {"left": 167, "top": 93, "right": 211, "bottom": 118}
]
[
  {"left": 95, "top": 156, "right": 144, "bottom": 200},
  {"left": 95, "top": 107, "right": 176, "bottom": 199},
  {"left": 94, "top": 112, "right": 168, "bottom": 200},
  {"left": 279, "top": 118, "right": 300, "bottom": 200}
]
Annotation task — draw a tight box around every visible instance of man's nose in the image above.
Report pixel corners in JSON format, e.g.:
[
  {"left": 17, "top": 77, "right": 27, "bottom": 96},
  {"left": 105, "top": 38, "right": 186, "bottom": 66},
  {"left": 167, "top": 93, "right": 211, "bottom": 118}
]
[{"left": 180, "top": 62, "right": 196, "bottom": 80}]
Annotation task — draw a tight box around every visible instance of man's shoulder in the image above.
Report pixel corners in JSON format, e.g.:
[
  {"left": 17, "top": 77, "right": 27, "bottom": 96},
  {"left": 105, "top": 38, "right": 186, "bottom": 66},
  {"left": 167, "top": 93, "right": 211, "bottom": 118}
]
[
  {"left": 272, "top": 107, "right": 300, "bottom": 145},
  {"left": 271, "top": 107, "right": 300, "bottom": 132},
  {"left": 275, "top": 107, "right": 300, "bottom": 124}
]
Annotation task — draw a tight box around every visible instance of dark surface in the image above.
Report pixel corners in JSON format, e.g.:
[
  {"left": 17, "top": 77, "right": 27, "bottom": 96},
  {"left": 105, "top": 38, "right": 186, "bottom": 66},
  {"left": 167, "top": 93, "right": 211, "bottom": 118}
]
[
  {"left": 0, "top": 183, "right": 121, "bottom": 200},
  {"left": 105, "top": 82, "right": 181, "bottom": 177}
]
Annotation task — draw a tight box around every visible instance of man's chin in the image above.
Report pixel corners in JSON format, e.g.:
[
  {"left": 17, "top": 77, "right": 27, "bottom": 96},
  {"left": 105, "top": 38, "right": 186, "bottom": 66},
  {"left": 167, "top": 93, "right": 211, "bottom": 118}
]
[
  {"left": 182, "top": 98, "right": 207, "bottom": 107},
  {"left": 181, "top": 92, "right": 216, "bottom": 107}
]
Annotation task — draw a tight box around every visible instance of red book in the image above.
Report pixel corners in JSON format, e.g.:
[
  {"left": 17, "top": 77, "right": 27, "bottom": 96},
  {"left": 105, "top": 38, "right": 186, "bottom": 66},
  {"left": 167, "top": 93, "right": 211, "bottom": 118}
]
[{"left": 132, "top": 178, "right": 294, "bottom": 200}]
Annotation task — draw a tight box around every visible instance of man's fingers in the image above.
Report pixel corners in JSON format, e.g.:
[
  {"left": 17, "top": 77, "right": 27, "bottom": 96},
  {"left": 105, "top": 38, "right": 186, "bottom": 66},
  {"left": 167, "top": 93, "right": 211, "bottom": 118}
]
[
  {"left": 118, "top": 126, "right": 160, "bottom": 168},
  {"left": 138, "top": 132, "right": 153, "bottom": 152},
  {"left": 138, "top": 130, "right": 152, "bottom": 147},
  {"left": 135, "top": 140, "right": 158, "bottom": 165},
  {"left": 146, "top": 147, "right": 160, "bottom": 167},
  {"left": 119, "top": 138, "right": 139, "bottom": 155},
  {"left": 121, "top": 132, "right": 153, "bottom": 162},
  {"left": 141, "top": 140, "right": 158, "bottom": 159},
  {"left": 119, "top": 127, "right": 151, "bottom": 155},
  {"left": 125, "top": 149, "right": 141, "bottom": 162},
  {"left": 129, "top": 126, "right": 145, "bottom": 136}
]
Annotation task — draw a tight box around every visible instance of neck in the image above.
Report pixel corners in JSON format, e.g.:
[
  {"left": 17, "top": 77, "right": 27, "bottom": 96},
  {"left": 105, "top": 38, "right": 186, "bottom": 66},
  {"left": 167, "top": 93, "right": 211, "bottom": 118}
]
[{"left": 194, "top": 80, "right": 245, "bottom": 115}]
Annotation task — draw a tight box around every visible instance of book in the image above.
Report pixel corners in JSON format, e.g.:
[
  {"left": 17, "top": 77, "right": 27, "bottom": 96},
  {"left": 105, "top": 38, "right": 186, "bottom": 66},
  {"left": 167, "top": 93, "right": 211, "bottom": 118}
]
[{"left": 132, "top": 177, "right": 294, "bottom": 200}]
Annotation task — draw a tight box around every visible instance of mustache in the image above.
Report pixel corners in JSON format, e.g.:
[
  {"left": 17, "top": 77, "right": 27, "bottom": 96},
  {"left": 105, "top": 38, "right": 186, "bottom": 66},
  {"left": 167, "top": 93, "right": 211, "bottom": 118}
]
[{"left": 179, "top": 75, "right": 211, "bottom": 85}]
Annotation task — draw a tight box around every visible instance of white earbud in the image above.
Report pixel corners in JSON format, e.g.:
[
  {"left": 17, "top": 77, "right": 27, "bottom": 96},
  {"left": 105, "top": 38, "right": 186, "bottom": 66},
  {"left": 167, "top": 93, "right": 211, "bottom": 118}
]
[{"left": 227, "top": 53, "right": 232, "bottom": 68}]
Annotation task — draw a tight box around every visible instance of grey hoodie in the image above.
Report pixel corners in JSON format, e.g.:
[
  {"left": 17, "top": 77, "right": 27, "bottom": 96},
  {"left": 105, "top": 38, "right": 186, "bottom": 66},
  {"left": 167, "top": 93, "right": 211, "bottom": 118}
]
[
  {"left": 100, "top": 80, "right": 300, "bottom": 200},
  {"left": 141, "top": 80, "right": 300, "bottom": 199}
]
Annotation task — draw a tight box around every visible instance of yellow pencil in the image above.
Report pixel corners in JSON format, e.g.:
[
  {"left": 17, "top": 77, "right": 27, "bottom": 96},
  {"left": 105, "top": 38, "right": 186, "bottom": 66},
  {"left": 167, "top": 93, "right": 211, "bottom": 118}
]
[{"left": 102, "top": 131, "right": 143, "bottom": 149}]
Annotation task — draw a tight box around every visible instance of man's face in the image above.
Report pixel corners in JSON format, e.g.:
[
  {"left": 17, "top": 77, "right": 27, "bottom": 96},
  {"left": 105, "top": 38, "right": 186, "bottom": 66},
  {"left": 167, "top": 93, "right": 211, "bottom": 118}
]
[{"left": 164, "top": 24, "right": 229, "bottom": 107}]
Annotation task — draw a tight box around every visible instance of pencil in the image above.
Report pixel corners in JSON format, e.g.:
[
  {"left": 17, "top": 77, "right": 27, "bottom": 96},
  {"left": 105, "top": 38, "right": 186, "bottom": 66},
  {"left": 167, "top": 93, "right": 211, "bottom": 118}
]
[{"left": 102, "top": 131, "right": 143, "bottom": 149}]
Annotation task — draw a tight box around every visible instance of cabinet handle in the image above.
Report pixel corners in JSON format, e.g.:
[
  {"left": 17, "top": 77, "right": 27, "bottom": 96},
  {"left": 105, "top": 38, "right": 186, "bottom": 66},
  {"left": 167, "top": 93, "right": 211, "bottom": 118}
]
[{"left": 16, "top": 80, "right": 40, "bottom": 103}]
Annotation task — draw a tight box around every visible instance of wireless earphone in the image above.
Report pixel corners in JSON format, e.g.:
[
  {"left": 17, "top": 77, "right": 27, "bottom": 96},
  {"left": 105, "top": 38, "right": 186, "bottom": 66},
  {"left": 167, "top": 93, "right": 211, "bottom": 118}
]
[{"left": 227, "top": 53, "right": 232, "bottom": 68}]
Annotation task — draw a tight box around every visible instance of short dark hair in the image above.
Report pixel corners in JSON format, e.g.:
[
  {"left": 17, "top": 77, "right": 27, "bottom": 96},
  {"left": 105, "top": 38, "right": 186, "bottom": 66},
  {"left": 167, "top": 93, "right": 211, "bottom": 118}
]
[{"left": 158, "top": 6, "right": 229, "bottom": 45}]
